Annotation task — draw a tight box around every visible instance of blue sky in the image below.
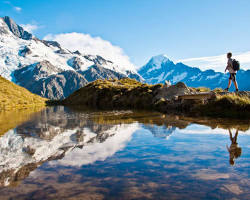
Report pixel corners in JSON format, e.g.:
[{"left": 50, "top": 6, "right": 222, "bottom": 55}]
[{"left": 1, "top": 0, "right": 250, "bottom": 71}]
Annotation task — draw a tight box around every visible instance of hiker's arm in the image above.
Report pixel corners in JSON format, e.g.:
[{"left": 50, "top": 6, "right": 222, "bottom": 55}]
[
  {"left": 225, "top": 65, "right": 228, "bottom": 72},
  {"left": 225, "top": 62, "right": 229, "bottom": 72}
]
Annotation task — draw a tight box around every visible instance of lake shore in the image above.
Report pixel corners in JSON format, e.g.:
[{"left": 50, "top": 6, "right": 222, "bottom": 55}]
[{"left": 49, "top": 78, "right": 250, "bottom": 119}]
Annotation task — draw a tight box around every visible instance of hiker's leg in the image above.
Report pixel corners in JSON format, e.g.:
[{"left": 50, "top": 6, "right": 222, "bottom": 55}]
[
  {"left": 227, "top": 79, "right": 232, "bottom": 89},
  {"left": 229, "top": 129, "right": 233, "bottom": 141},
  {"left": 235, "top": 129, "right": 239, "bottom": 139},
  {"left": 233, "top": 80, "right": 238, "bottom": 90}
]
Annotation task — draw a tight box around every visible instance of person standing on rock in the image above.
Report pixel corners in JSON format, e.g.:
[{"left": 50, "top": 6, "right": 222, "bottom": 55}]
[{"left": 224, "top": 52, "right": 239, "bottom": 92}]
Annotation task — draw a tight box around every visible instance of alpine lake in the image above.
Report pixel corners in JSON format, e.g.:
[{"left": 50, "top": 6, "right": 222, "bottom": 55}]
[{"left": 0, "top": 106, "right": 249, "bottom": 200}]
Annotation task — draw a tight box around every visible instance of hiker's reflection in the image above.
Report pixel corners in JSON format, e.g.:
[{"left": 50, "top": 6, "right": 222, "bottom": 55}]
[{"left": 226, "top": 129, "right": 242, "bottom": 166}]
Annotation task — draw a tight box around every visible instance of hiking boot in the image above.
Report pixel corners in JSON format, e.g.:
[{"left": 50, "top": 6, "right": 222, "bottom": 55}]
[
  {"left": 224, "top": 88, "right": 229, "bottom": 91},
  {"left": 235, "top": 89, "right": 239, "bottom": 92}
]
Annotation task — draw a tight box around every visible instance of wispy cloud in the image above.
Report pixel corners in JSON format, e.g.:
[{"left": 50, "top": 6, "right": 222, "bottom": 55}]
[
  {"left": 178, "top": 52, "right": 250, "bottom": 72},
  {"left": 14, "top": 6, "right": 22, "bottom": 12},
  {"left": 3, "top": 1, "right": 22, "bottom": 13},
  {"left": 44, "top": 32, "right": 136, "bottom": 71}
]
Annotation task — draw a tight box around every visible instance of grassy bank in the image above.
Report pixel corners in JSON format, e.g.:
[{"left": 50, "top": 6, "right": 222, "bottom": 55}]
[
  {"left": 60, "top": 78, "right": 250, "bottom": 119},
  {"left": 61, "top": 78, "right": 162, "bottom": 109},
  {"left": 195, "top": 93, "right": 250, "bottom": 118},
  {"left": 0, "top": 76, "right": 47, "bottom": 110}
]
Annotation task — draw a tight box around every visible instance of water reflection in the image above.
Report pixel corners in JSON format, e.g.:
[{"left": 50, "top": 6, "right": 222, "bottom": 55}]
[
  {"left": 0, "top": 107, "right": 249, "bottom": 199},
  {"left": 0, "top": 107, "right": 139, "bottom": 187},
  {"left": 227, "top": 128, "right": 242, "bottom": 166}
]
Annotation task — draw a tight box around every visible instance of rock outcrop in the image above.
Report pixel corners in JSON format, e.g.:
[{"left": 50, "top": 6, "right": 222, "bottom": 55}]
[
  {"left": 154, "top": 82, "right": 191, "bottom": 101},
  {"left": 3, "top": 16, "right": 32, "bottom": 40}
]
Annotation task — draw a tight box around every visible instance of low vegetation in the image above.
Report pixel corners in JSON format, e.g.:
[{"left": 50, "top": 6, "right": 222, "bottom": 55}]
[
  {"left": 194, "top": 87, "right": 211, "bottom": 92},
  {"left": 0, "top": 76, "right": 47, "bottom": 110},
  {"left": 60, "top": 78, "right": 250, "bottom": 119},
  {"left": 196, "top": 93, "right": 250, "bottom": 118},
  {"left": 62, "top": 78, "right": 163, "bottom": 109}
]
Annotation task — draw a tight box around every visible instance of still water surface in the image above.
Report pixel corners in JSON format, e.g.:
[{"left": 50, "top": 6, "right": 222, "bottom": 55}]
[{"left": 0, "top": 106, "right": 249, "bottom": 200}]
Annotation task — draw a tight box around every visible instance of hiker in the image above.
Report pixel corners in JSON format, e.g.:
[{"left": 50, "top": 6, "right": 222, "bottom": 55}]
[
  {"left": 226, "top": 128, "right": 242, "bottom": 166},
  {"left": 224, "top": 52, "right": 239, "bottom": 92}
]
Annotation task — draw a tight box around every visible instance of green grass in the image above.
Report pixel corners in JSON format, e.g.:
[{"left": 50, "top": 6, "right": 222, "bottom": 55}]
[{"left": 0, "top": 76, "right": 47, "bottom": 110}]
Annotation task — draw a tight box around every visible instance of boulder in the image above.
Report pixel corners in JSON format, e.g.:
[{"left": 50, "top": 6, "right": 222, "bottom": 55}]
[{"left": 155, "top": 82, "right": 191, "bottom": 101}]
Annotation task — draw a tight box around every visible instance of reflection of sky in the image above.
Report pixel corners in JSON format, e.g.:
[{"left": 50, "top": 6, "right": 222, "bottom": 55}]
[{"left": 176, "top": 124, "right": 250, "bottom": 135}]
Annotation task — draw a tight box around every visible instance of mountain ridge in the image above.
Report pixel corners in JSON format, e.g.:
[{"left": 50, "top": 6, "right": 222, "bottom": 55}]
[
  {"left": 0, "top": 16, "right": 143, "bottom": 99},
  {"left": 139, "top": 55, "right": 250, "bottom": 90}
]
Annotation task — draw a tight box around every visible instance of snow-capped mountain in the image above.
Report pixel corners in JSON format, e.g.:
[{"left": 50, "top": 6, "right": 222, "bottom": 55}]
[
  {"left": 0, "top": 16, "right": 143, "bottom": 99},
  {"left": 139, "top": 55, "right": 250, "bottom": 90}
]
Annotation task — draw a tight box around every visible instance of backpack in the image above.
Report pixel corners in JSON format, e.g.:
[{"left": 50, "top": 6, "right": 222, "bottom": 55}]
[{"left": 232, "top": 59, "right": 240, "bottom": 71}]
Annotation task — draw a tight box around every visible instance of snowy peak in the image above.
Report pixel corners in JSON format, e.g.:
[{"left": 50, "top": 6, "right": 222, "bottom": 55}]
[
  {"left": 139, "top": 54, "right": 250, "bottom": 91},
  {"left": 139, "top": 54, "right": 174, "bottom": 75},
  {"left": 1, "top": 16, "right": 32, "bottom": 40},
  {"left": 148, "top": 54, "right": 171, "bottom": 65},
  {"left": 0, "top": 16, "right": 143, "bottom": 99}
]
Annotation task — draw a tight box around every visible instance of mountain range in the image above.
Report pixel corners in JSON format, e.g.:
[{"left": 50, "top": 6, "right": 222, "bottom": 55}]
[
  {"left": 139, "top": 55, "right": 250, "bottom": 90},
  {"left": 0, "top": 16, "right": 142, "bottom": 99},
  {"left": 0, "top": 16, "right": 249, "bottom": 100}
]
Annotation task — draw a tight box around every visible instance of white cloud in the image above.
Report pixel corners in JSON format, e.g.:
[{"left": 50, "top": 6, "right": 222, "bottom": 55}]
[
  {"left": 44, "top": 32, "right": 136, "bottom": 71},
  {"left": 20, "top": 23, "right": 39, "bottom": 33},
  {"left": 178, "top": 52, "right": 250, "bottom": 72},
  {"left": 14, "top": 6, "right": 22, "bottom": 12}
]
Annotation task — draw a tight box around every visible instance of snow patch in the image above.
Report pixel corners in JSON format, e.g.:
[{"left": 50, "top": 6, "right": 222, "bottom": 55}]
[{"left": 172, "top": 72, "right": 187, "bottom": 83}]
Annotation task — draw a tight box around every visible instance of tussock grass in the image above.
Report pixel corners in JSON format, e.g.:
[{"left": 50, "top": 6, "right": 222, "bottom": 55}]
[
  {"left": 196, "top": 93, "right": 250, "bottom": 118},
  {"left": 0, "top": 76, "right": 47, "bottom": 110},
  {"left": 213, "top": 88, "right": 224, "bottom": 92},
  {"left": 62, "top": 78, "right": 163, "bottom": 109},
  {"left": 215, "top": 93, "right": 250, "bottom": 105},
  {"left": 195, "top": 87, "right": 211, "bottom": 92}
]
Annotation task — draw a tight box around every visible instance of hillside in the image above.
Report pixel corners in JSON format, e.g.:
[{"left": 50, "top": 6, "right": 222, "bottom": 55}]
[
  {"left": 61, "top": 78, "right": 162, "bottom": 109},
  {"left": 139, "top": 55, "right": 250, "bottom": 91},
  {"left": 60, "top": 78, "right": 250, "bottom": 118},
  {"left": 0, "top": 76, "right": 46, "bottom": 110}
]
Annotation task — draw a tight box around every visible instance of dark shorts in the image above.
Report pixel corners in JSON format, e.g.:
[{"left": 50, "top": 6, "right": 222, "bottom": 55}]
[{"left": 229, "top": 73, "right": 236, "bottom": 81}]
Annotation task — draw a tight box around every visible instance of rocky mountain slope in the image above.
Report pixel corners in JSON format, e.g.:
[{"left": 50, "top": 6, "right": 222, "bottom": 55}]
[
  {"left": 139, "top": 55, "right": 250, "bottom": 90},
  {"left": 0, "top": 76, "right": 46, "bottom": 110},
  {"left": 0, "top": 16, "right": 142, "bottom": 99}
]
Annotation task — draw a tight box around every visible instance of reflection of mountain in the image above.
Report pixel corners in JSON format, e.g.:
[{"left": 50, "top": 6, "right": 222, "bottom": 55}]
[
  {"left": 142, "top": 124, "right": 176, "bottom": 140},
  {"left": 0, "top": 107, "right": 249, "bottom": 187},
  {"left": 0, "top": 107, "right": 139, "bottom": 187}
]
